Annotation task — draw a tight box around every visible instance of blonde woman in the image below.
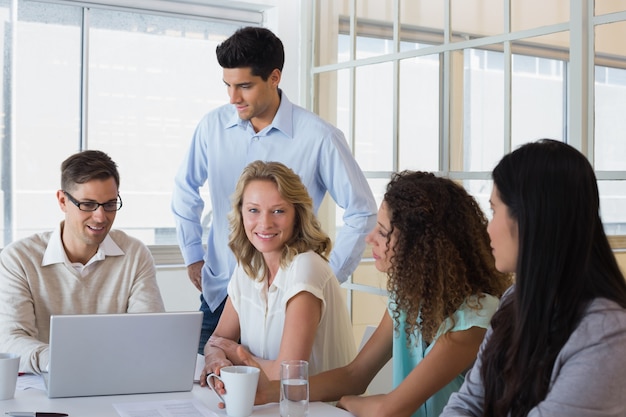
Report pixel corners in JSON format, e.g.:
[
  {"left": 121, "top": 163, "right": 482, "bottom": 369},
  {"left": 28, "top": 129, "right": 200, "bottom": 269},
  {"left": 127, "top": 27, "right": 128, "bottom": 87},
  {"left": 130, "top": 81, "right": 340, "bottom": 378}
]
[{"left": 199, "top": 160, "right": 355, "bottom": 384}]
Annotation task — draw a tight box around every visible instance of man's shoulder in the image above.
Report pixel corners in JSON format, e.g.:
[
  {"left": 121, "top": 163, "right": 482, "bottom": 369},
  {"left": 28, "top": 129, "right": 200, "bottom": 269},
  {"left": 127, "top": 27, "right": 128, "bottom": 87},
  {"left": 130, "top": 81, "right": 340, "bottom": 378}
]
[
  {"left": 290, "top": 103, "right": 340, "bottom": 132},
  {"left": 287, "top": 109, "right": 348, "bottom": 151},
  {"left": 107, "top": 229, "right": 149, "bottom": 251},
  {"left": 1, "top": 231, "right": 51, "bottom": 256}
]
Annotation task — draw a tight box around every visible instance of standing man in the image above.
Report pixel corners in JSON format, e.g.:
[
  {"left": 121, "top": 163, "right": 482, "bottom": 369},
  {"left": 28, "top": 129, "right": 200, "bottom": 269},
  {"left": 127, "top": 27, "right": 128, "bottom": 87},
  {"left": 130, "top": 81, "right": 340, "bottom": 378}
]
[
  {"left": 0, "top": 150, "right": 165, "bottom": 374},
  {"left": 172, "top": 26, "right": 377, "bottom": 353}
]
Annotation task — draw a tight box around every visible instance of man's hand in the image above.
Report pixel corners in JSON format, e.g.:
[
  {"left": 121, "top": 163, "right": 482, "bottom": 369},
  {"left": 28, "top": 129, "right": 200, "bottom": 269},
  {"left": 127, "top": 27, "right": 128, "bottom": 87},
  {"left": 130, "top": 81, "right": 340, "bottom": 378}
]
[{"left": 187, "top": 261, "right": 204, "bottom": 292}]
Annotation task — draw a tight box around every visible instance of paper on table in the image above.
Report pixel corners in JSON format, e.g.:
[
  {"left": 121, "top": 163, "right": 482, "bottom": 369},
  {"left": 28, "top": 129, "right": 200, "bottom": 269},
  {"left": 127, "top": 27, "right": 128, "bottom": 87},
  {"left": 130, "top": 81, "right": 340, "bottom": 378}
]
[
  {"left": 113, "top": 399, "right": 219, "bottom": 417},
  {"left": 16, "top": 373, "right": 46, "bottom": 391},
  {"left": 194, "top": 354, "right": 204, "bottom": 383}
]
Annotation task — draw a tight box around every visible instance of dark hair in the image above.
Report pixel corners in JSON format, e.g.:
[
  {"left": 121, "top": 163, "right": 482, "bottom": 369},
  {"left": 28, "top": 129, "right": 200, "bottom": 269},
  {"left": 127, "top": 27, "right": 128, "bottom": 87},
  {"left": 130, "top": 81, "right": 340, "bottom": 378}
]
[
  {"left": 481, "top": 139, "right": 626, "bottom": 417},
  {"left": 216, "top": 26, "right": 284, "bottom": 80},
  {"left": 228, "top": 160, "right": 331, "bottom": 280},
  {"left": 61, "top": 150, "right": 120, "bottom": 192},
  {"left": 384, "top": 171, "right": 511, "bottom": 343}
]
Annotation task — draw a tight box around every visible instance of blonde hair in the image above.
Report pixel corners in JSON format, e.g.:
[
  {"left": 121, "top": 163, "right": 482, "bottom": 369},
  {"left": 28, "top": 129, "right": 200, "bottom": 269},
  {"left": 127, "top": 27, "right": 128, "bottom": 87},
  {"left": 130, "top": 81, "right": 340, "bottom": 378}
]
[{"left": 228, "top": 160, "right": 331, "bottom": 280}]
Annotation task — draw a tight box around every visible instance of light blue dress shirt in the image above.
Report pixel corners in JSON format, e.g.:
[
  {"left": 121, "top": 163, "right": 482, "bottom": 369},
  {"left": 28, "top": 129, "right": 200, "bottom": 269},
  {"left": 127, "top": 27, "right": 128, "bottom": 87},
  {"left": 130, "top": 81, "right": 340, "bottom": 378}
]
[
  {"left": 391, "top": 294, "right": 500, "bottom": 417},
  {"left": 172, "top": 90, "right": 377, "bottom": 311}
]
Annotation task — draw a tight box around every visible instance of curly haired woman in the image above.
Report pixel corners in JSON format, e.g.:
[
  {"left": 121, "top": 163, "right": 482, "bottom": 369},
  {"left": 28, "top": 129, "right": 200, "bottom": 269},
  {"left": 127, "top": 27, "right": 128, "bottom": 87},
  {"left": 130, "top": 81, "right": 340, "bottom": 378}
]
[{"left": 240, "top": 170, "right": 512, "bottom": 417}]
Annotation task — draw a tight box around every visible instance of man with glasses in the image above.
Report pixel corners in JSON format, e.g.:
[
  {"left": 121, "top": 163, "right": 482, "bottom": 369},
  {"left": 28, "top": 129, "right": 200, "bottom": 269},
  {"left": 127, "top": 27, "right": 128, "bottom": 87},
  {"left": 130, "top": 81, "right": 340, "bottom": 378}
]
[{"left": 0, "top": 150, "right": 164, "bottom": 374}]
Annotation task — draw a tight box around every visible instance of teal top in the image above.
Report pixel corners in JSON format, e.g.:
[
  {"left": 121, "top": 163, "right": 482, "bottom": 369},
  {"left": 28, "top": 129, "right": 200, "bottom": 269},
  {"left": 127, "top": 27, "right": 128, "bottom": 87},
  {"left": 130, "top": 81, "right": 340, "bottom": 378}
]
[{"left": 391, "top": 294, "right": 500, "bottom": 417}]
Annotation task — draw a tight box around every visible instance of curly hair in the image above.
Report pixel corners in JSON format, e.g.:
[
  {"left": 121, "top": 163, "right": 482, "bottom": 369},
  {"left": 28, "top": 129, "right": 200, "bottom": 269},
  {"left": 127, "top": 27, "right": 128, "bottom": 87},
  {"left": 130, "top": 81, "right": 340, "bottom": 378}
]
[
  {"left": 384, "top": 171, "right": 511, "bottom": 343},
  {"left": 228, "top": 160, "right": 332, "bottom": 280}
]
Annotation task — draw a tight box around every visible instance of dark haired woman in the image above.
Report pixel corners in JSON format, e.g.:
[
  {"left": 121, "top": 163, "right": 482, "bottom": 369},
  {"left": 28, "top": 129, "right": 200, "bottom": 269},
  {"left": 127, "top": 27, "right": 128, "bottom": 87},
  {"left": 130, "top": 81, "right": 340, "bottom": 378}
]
[{"left": 441, "top": 139, "right": 626, "bottom": 417}]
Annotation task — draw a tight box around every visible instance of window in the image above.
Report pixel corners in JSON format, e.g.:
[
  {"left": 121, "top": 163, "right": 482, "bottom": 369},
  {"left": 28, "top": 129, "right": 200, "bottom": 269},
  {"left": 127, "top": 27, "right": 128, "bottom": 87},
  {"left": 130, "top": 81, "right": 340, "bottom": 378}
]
[
  {"left": 1, "top": 0, "right": 262, "bottom": 250},
  {"left": 312, "top": 0, "right": 626, "bottom": 318},
  {"left": 313, "top": 0, "right": 626, "bottom": 240}
]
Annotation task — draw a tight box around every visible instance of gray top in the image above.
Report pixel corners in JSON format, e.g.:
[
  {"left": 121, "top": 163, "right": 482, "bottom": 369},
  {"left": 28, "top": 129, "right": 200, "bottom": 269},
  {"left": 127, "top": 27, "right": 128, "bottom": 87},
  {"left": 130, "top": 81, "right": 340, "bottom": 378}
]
[{"left": 441, "top": 293, "right": 626, "bottom": 417}]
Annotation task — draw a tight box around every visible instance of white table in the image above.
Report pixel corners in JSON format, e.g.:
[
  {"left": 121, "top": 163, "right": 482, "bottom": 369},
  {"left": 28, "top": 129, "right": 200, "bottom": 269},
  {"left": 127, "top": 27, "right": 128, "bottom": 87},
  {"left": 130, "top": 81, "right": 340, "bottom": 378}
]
[{"left": 0, "top": 384, "right": 353, "bottom": 416}]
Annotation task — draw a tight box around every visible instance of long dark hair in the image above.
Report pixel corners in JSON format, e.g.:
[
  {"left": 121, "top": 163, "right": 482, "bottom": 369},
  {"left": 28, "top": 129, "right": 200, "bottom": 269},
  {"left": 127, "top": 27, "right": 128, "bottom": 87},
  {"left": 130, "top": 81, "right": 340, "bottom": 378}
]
[{"left": 480, "top": 139, "right": 626, "bottom": 417}]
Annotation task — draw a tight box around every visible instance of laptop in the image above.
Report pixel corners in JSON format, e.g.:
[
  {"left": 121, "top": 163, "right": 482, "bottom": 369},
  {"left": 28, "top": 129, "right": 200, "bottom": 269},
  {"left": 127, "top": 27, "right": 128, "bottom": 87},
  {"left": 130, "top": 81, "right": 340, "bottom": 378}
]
[{"left": 44, "top": 311, "right": 202, "bottom": 398}]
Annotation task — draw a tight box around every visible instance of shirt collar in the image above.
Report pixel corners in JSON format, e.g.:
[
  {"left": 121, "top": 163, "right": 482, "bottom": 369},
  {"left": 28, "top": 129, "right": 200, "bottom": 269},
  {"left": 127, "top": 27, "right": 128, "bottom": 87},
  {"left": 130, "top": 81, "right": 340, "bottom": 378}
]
[
  {"left": 226, "top": 89, "right": 294, "bottom": 138},
  {"left": 254, "top": 266, "right": 287, "bottom": 293},
  {"left": 42, "top": 221, "right": 125, "bottom": 266}
]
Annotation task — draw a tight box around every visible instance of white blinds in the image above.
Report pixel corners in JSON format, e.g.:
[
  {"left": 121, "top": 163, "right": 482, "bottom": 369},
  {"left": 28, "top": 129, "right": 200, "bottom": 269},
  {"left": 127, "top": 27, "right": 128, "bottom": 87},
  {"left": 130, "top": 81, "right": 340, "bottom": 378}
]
[{"left": 29, "top": 0, "right": 267, "bottom": 24}]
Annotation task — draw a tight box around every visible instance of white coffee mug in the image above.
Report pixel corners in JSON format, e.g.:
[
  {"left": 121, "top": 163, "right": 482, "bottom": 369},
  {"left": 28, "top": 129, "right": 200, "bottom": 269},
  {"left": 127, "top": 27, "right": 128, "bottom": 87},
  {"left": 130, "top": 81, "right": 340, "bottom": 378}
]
[
  {"left": 0, "top": 353, "right": 20, "bottom": 401},
  {"left": 206, "top": 365, "right": 260, "bottom": 417}
]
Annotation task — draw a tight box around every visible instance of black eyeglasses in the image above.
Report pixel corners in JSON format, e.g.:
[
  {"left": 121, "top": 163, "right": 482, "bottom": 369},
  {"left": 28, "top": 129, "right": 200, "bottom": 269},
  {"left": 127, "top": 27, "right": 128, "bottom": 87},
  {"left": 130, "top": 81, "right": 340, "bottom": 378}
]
[{"left": 63, "top": 190, "right": 123, "bottom": 212}]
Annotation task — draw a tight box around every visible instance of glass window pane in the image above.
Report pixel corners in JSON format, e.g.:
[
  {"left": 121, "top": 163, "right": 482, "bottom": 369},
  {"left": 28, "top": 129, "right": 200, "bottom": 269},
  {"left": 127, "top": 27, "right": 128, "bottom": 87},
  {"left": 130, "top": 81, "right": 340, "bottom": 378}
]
[
  {"left": 596, "top": 0, "right": 626, "bottom": 16},
  {"left": 399, "top": 1, "right": 444, "bottom": 52},
  {"left": 317, "top": 0, "right": 349, "bottom": 65},
  {"left": 354, "top": 62, "right": 394, "bottom": 171},
  {"left": 595, "top": 66, "right": 626, "bottom": 170},
  {"left": 87, "top": 9, "right": 238, "bottom": 244},
  {"left": 399, "top": 55, "right": 440, "bottom": 171},
  {"left": 337, "top": 34, "right": 350, "bottom": 63},
  {"left": 356, "top": 34, "right": 394, "bottom": 62},
  {"left": 400, "top": 0, "right": 443, "bottom": 36},
  {"left": 367, "top": 178, "right": 390, "bottom": 209},
  {"left": 463, "top": 48, "right": 505, "bottom": 171},
  {"left": 595, "top": 19, "right": 626, "bottom": 171},
  {"left": 335, "top": 69, "right": 351, "bottom": 144},
  {"left": 511, "top": 0, "right": 569, "bottom": 32},
  {"left": 452, "top": 0, "right": 504, "bottom": 39},
  {"left": 511, "top": 54, "right": 565, "bottom": 149},
  {"left": 355, "top": 0, "right": 398, "bottom": 59},
  {"left": 317, "top": 70, "right": 347, "bottom": 141},
  {"left": 513, "top": 31, "right": 570, "bottom": 56},
  {"left": 599, "top": 181, "right": 626, "bottom": 235},
  {"left": 14, "top": 1, "right": 81, "bottom": 240},
  {"left": 462, "top": 179, "right": 493, "bottom": 221}
]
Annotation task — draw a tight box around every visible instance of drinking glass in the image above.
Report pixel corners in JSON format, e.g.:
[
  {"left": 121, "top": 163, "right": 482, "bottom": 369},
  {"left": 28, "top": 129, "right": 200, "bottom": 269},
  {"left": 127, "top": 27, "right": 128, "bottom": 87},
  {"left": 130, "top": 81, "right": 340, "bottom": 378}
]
[{"left": 280, "top": 360, "right": 309, "bottom": 417}]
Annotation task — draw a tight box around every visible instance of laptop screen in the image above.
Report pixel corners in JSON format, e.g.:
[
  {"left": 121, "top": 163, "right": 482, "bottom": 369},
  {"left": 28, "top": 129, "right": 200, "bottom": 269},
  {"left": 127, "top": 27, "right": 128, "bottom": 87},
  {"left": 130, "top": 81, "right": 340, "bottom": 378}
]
[{"left": 45, "top": 311, "right": 202, "bottom": 398}]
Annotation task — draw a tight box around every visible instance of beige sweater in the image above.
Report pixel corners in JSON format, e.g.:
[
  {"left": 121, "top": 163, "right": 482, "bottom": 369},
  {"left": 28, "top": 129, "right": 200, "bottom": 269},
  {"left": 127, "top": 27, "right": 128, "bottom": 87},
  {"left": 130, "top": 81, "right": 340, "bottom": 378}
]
[{"left": 0, "top": 225, "right": 165, "bottom": 374}]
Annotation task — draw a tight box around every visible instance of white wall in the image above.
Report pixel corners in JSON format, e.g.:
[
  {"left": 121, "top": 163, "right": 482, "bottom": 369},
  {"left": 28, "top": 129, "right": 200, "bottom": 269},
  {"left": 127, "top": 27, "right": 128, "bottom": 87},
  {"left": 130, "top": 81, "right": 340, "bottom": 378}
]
[{"left": 156, "top": 267, "right": 202, "bottom": 311}]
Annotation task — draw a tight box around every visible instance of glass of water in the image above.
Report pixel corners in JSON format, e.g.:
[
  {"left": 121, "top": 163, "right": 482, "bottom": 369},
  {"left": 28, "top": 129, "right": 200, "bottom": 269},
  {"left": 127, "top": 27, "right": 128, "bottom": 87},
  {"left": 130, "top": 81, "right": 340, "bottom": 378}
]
[{"left": 280, "top": 360, "right": 309, "bottom": 417}]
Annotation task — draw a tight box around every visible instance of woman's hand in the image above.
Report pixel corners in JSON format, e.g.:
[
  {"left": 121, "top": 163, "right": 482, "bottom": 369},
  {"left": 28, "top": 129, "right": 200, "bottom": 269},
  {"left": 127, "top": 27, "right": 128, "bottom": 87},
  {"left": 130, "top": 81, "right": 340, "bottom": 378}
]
[
  {"left": 199, "top": 342, "right": 233, "bottom": 388},
  {"left": 209, "top": 336, "right": 244, "bottom": 364}
]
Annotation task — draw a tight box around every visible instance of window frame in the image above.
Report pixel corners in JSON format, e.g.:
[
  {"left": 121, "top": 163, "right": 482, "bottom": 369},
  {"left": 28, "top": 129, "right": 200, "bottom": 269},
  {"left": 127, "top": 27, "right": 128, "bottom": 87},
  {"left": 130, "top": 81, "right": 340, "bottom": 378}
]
[
  {"left": 311, "top": 0, "right": 626, "bottom": 241},
  {"left": 0, "top": 0, "right": 269, "bottom": 266},
  {"left": 310, "top": 0, "right": 626, "bottom": 302}
]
